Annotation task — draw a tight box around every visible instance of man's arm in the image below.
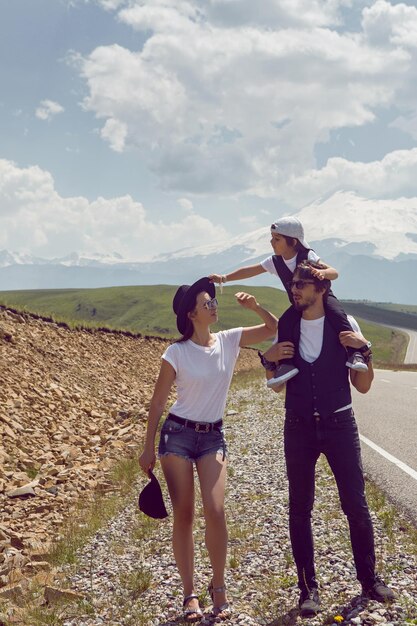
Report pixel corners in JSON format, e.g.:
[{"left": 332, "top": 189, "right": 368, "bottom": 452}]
[{"left": 339, "top": 330, "right": 374, "bottom": 393}]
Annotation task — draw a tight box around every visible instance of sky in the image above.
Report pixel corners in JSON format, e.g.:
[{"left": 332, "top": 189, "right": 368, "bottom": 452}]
[{"left": 1, "top": 0, "right": 417, "bottom": 260}]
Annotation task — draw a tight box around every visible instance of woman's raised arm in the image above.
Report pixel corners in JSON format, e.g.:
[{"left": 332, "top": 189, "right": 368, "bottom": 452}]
[{"left": 235, "top": 292, "right": 278, "bottom": 347}]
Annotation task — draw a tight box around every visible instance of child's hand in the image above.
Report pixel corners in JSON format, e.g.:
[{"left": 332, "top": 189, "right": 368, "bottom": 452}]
[
  {"left": 235, "top": 292, "right": 258, "bottom": 311},
  {"left": 310, "top": 267, "right": 326, "bottom": 280},
  {"left": 208, "top": 273, "right": 222, "bottom": 284}
]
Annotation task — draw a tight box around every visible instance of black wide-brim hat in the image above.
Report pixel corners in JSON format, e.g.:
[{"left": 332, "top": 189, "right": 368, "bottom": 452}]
[
  {"left": 172, "top": 277, "right": 216, "bottom": 335},
  {"left": 138, "top": 471, "right": 168, "bottom": 519}
]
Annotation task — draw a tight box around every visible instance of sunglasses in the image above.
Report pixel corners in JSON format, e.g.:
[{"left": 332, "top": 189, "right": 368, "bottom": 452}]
[
  {"left": 202, "top": 297, "right": 218, "bottom": 310},
  {"left": 287, "top": 280, "right": 316, "bottom": 290}
]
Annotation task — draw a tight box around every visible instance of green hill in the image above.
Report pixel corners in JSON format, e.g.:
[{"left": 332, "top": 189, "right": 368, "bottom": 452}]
[
  {"left": 342, "top": 301, "right": 417, "bottom": 330},
  {"left": 0, "top": 285, "right": 409, "bottom": 363},
  {"left": 0, "top": 285, "right": 287, "bottom": 335}
]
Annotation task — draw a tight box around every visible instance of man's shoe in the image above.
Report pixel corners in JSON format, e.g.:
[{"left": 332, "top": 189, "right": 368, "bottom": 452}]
[
  {"left": 362, "top": 577, "right": 396, "bottom": 602},
  {"left": 266, "top": 363, "right": 299, "bottom": 389},
  {"left": 299, "top": 588, "right": 320, "bottom": 617},
  {"left": 346, "top": 352, "right": 368, "bottom": 372}
]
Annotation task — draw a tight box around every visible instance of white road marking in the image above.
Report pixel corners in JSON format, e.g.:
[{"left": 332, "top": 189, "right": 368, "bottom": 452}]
[
  {"left": 380, "top": 379, "right": 391, "bottom": 383},
  {"left": 360, "top": 434, "right": 417, "bottom": 481}
]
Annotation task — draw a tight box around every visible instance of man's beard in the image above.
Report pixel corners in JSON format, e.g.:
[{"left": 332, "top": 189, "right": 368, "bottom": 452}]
[
  {"left": 293, "top": 293, "right": 317, "bottom": 311},
  {"left": 293, "top": 300, "right": 309, "bottom": 311}
]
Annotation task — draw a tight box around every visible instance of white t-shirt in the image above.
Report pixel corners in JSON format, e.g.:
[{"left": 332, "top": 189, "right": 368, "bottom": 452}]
[
  {"left": 299, "top": 315, "right": 363, "bottom": 413},
  {"left": 261, "top": 249, "right": 320, "bottom": 280},
  {"left": 162, "top": 328, "right": 243, "bottom": 423},
  {"left": 299, "top": 315, "right": 362, "bottom": 363}
]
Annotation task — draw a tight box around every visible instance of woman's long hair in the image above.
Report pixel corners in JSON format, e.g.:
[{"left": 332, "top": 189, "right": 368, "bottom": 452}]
[{"left": 175, "top": 292, "right": 199, "bottom": 343}]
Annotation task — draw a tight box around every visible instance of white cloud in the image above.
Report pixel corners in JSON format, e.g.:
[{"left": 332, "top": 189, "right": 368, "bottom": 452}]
[
  {"left": 205, "top": 0, "right": 356, "bottom": 28},
  {"left": 78, "top": 0, "right": 417, "bottom": 202},
  {"left": 0, "top": 159, "right": 228, "bottom": 259},
  {"left": 362, "top": 0, "right": 417, "bottom": 48},
  {"left": 282, "top": 148, "right": 417, "bottom": 206},
  {"left": 279, "top": 148, "right": 417, "bottom": 206},
  {"left": 101, "top": 118, "right": 128, "bottom": 152},
  {"left": 297, "top": 190, "right": 417, "bottom": 259},
  {"left": 96, "top": 0, "right": 127, "bottom": 10},
  {"left": 178, "top": 197, "right": 193, "bottom": 212},
  {"left": 239, "top": 215, "right": 259, "bottom": 227},
  {"left": 391, "top": 112, "right": 417, "bottom": 141},
  {"left": 35, "top": 99, "right": 65, "bottom": 121}
]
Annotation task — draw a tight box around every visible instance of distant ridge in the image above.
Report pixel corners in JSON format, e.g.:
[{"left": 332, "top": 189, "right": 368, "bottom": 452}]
[{"left": 1, "top": 191, "right": 417, "bottom": 303}]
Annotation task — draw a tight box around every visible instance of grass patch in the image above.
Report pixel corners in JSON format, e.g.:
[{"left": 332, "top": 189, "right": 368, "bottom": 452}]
[
  {"left": 5, "top": 453, "right": 146, "bottom": 625},
  {"left": 365, "top": 478, "right": 388, "bottom": 513},
  {"left": 119, "top": 567, "right": 152, "bottom": 599},
  {"left": 24, "top": 466, "right": 40, "bottom": 480},
  {"left": 109, "top": 455, "right": 141, "bottom": 494},
  {"left": 229, "top": 550, "right": 239, "bottom": 569},
  {"left": 48, "top": 494, "right": 121, "bottom": 566},
  {"left": 130, "top": 515, "right": 158, "bottom": 544},
  {"left": 0, "top": 582, "right": 95, "bottom": 626},
  {"left": 48, "top": 454, "right": 141, "bottom": 566}
]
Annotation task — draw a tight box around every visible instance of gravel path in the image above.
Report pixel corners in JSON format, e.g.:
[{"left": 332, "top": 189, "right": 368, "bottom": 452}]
[{"left": 62, "top": 375, "right": 417, "bottom": 626}]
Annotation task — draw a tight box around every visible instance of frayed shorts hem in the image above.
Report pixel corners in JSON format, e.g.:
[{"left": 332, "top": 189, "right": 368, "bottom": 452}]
[{"left": 158, "top": 449, "right": 227, "bottom": 464}]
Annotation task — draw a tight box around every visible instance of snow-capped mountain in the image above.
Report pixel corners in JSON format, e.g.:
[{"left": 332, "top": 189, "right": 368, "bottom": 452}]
[
  {"left": 0, "top": 250, "right": 127, "bottom": 269},
  {"left": 157, "top": 191, "right": 417, "bottom": 263},
  {"left": 0, "top": 250, "right": 48, "bottom": 268},
  {"left": 1, "top": 192, "right": 416, "bottom": 303},
  {"left": 297, "top": 191, "right": 417, "bottom": 260}
]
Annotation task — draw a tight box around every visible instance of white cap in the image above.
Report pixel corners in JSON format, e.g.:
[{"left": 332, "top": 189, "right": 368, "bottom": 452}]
[{"left": 270, "top": 216, "right": 310, "bottom": 249}]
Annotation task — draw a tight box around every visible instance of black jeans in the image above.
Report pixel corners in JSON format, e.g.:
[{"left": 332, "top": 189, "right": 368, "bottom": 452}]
[
  {"left": 284, "top": 409, "right": 376, "bottom": 593},
  {"left": 278, "top": 293, "right": 356, "bottom": 359}
]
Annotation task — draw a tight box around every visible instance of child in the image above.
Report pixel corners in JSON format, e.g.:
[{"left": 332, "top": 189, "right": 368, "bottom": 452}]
[{"left": 209, "top": 216, "right": 368, "bottom": 390}]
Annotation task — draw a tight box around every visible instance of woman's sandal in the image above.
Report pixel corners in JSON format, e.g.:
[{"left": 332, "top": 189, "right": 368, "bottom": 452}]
[
  {"left": 208, "top": 581, "right": 232, "bottom": 620},
  {"left": 183, "top": 594, "right": 203, "bottom": 623}
]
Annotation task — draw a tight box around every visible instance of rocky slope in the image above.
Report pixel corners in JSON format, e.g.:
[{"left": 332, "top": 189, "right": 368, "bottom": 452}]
[{"left": 0, "top": 307, "right": 258, "bottom": 597}]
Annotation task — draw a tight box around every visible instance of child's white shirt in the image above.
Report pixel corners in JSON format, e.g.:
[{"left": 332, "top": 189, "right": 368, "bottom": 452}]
[{"left": 261, "top": 250, "right": 320, "bottom": 278}]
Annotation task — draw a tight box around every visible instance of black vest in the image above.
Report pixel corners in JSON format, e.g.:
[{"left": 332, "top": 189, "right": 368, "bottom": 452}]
[
  {"left": 272, "top": 248, "right": 335, "bottom": 304},
  {"left": 272, "top": 248, "right": 310, "bottom": 302},
  {"left": 285, "top": 318, "right": 352, "bottom": 418}
]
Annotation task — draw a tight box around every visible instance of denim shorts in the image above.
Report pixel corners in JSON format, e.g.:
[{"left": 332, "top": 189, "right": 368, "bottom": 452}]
[{"left": 158, "top": 417, "right": 228, "bottom": 463}]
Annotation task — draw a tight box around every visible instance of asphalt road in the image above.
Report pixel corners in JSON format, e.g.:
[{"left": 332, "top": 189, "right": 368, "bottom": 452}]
[
  {"left": 402, "top": 328, "right": 417, "bottom": 363},
  {"left": 352, "top": 368, "right": 417, "bottom": 526}
]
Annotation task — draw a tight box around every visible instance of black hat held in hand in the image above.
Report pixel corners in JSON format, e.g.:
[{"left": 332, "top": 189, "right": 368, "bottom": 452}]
[
  {"left": 173, "top": 276, "right": 216, "bottom": 335},
  {"left": 138, "top": 471, "right": 168, "bottom": 519}
]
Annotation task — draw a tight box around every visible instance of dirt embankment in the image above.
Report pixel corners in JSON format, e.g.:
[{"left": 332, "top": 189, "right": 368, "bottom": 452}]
[{"left": 0, "top": 307, "right": 258, "bottom": 593}]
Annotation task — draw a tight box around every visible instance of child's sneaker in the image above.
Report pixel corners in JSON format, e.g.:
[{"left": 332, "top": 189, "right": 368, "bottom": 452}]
[
  {"left": 346, "top": 352, "right": 368, "bottom": 372},
  {"left": 267, "top": 363, "right": 299, "bottom": 389}
]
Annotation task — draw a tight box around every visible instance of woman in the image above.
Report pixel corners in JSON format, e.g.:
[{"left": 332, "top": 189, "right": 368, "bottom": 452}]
[{"left": 139, "top": 277, "right": 278, "bottom": 622}]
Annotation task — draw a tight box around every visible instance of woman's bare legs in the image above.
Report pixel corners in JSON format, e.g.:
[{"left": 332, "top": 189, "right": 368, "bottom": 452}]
[
  {"left": 160, "top": 455, "right": 200, "bottom": 617},
  {"left": 196, "top": 453, "right": 229, "bottom": 613}
]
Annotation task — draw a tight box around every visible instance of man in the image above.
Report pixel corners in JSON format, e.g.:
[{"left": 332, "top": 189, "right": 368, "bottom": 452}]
[{"left": 259, "top": 260, "right": 395, "bottom": 618}]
